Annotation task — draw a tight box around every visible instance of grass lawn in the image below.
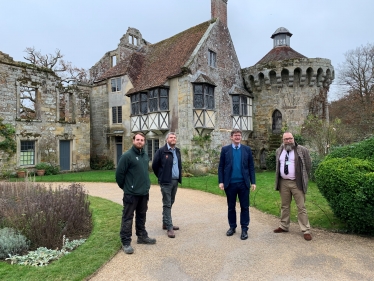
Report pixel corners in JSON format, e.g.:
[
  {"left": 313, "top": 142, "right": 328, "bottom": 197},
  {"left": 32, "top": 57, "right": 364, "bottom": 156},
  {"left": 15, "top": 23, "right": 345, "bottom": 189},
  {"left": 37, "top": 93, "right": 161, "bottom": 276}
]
[{"left": 0, "top": 196, "right": 122, "bottom": 281}]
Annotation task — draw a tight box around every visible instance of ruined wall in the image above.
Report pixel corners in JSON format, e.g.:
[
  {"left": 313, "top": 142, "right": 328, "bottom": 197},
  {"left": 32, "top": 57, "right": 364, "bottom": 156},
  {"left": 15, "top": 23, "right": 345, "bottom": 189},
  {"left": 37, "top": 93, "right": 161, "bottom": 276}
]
[
  {"left": 0, "top": 52, "right": 91, "bottom": 174},
  {"left": 242, "top": 58, "right": 334, "bottom": 151}
]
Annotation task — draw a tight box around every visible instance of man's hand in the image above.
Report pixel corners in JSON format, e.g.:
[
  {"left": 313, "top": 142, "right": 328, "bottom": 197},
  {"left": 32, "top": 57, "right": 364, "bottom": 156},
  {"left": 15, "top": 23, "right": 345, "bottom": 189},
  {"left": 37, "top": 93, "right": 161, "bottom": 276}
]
[
  {"left": 251, "top": 184, "right": 256, "bottom": 191},
  {"left": 219, "top": 183, "right": 224, "bottom": 190}
]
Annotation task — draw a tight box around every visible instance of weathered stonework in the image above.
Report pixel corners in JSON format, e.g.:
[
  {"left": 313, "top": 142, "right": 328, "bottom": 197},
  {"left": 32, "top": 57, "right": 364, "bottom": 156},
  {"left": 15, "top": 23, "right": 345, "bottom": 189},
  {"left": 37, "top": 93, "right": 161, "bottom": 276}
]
[{"left": 0, "top": 51, "right": 91, "bottom": 174}]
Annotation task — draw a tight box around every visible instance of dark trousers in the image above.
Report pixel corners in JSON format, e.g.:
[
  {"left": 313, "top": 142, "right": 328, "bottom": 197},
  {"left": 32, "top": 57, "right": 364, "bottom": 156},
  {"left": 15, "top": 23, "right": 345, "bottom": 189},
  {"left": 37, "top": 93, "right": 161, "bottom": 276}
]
[
  {"left": 160, "top": 179, "right": 178, "bottom": 230},
  {"left": 224, "top": 181, "right": 250, "bottom": 231},
  {"left": 120, "top": 194, "right": 149, "bottom": 246}
]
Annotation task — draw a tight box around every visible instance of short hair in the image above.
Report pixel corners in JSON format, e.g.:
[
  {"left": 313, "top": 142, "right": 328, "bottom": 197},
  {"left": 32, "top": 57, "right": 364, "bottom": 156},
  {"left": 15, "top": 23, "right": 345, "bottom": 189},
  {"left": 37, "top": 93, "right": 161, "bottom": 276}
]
[
  {"left": 132, "top": 132, "right": 146, "bottom": 141},
  {"left": 230, "top": 128, "right": 242, "bottom": 136},
  {"left": 165, "top": 132, "right": 177, "bottom": 141}
]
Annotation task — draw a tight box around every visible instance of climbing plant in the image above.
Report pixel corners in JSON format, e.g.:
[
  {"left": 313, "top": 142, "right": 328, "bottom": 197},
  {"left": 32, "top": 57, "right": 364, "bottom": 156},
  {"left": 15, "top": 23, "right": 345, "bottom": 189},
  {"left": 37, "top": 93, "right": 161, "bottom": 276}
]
[{"left": 0, "top": 118, "right": 16, "bottom": 159}]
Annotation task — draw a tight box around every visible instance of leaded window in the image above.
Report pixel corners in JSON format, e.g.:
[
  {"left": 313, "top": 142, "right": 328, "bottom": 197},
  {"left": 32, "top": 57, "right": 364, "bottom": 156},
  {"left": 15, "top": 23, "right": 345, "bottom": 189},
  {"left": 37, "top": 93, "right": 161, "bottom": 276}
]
[
  {"left": 147, "top": 139, "right": 159, "bottom": 161},
  {"left": 20, "top": 140, "right": 35, "bottom": 166},
  {"left": 232, "top": 95, "right": 249, "bottom": 116},
  {"left": 131, "top": 94, "right": 139, "bottom": 115},
  {"left": 149, "top": 89, "right": 158, "bottom": 112},
  {"left": 140, "top": 93, "right": 148, "bottom": 114},
  {"left": 112, "top": 106, "right": 122, "bottom": 123},
  {"left": 193, "top": 84, "right": 215, "bottom": 109}
]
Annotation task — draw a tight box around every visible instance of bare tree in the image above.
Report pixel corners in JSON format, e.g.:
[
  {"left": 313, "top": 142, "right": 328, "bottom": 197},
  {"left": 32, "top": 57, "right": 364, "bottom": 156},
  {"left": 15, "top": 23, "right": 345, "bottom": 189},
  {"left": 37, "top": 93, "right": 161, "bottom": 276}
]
[
  {"left": 334, "top": 43, "right": 374, "bottom": 139},
  {"left": 24, "top": 47, "right": 90, "bottom": 85}
]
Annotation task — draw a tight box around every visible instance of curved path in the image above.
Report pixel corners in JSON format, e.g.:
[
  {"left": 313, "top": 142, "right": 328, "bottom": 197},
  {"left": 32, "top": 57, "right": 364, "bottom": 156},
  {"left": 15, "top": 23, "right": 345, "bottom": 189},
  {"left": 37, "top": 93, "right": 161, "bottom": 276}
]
[{"left": 80, "top": 183, "right": 373, "bottom": 281}]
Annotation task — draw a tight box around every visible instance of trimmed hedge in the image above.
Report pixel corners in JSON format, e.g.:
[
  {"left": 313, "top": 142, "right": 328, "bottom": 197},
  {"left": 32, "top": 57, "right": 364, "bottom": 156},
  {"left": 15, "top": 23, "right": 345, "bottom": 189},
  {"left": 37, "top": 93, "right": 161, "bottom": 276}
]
[
  {"left": 315, "top": 157, "right": 374, "bottom": 234},
  {"left": 327, "top": 136, "right": 374, "bottom": 161}
]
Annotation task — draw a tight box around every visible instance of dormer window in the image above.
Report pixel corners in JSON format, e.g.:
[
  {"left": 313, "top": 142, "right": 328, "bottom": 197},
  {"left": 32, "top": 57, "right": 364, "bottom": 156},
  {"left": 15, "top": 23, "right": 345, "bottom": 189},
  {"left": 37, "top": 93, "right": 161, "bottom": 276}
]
[{"left": 208, "top": 50, "right": 216, "bottom": 67}]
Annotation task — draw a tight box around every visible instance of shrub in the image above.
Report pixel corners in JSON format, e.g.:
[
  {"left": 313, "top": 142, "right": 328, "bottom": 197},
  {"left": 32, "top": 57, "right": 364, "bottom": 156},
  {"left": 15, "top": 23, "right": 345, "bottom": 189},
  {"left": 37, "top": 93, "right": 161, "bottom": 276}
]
[
  {"left": 34, "top": 162, "right": 49, "bottom": 170},
  {"left": 327, "top": 135, "right": 374, "bottom": 161},
  {"left": 90, "top": 155, "right": 115, "bottom": 170},
  {"left": 315, "top": 157, "right": 374, "bottom": 234},
  {"left": 265, "top": 150, "right": 276, "bottom": 171},
  {"left": 0, "top": 227, "right": 29, "bottom": 259},
  {"left": 0, "top": 182, "right": 92, "bottom": 249},
  {"left": 310, "top": 151, "right": 323, "bottom": 182},
  {"left": 6, "top": 236, "right": 86, "bottom": 266}
]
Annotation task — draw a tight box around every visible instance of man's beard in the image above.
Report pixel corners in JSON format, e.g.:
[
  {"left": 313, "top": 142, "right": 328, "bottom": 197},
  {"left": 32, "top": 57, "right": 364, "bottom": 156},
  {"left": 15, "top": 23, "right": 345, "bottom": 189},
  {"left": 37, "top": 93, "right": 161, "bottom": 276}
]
[{"left": 285, "top": 143, "right": 295, "bottom": 152}]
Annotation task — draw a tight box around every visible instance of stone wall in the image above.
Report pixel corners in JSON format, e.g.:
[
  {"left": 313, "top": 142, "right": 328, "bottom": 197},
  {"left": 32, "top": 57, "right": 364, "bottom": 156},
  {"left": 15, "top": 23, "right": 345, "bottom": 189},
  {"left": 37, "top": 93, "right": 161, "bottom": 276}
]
[
  {"left": 242, "top": 57, "right": 334, "bottom": 153},
  {"left": 0, "top": 52, "right": 91, "bottom": 174}
]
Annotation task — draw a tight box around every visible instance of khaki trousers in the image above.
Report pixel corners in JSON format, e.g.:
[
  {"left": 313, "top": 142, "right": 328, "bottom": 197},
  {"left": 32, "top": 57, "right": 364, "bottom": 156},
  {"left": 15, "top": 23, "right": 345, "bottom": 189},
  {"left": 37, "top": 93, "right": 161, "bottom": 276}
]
[{"left": 279, "top": 178, "right": 310, "bottom": 234}]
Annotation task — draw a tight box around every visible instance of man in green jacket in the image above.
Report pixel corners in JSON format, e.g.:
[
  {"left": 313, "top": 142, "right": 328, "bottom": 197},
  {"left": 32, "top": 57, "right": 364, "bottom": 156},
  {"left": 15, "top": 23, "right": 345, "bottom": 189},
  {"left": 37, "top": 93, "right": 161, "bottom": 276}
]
[{"left": 116, "top": 132, "right": 156, "bottom": 254}]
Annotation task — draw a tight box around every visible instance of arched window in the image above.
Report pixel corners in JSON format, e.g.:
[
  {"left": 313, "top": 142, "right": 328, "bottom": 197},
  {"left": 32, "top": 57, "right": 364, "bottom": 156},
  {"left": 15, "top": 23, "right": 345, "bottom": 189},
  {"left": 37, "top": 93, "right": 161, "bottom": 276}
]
[{"left": 272, "top": 110, "right": 282, "bottom": 134}]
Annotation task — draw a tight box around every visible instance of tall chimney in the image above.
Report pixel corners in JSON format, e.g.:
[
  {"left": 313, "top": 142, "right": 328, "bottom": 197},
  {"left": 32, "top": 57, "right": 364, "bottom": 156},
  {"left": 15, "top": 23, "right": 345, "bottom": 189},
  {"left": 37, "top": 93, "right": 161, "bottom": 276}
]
[{"left": 211, "top": 0, "right": 228, "bottom": 26}]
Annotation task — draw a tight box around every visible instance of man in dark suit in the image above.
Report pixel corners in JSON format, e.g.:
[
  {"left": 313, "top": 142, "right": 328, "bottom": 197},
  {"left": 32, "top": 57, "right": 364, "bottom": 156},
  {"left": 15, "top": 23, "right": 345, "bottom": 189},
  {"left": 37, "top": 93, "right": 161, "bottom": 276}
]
[{"left": 218, "top": 128, "right": 256, "bottom": 240}]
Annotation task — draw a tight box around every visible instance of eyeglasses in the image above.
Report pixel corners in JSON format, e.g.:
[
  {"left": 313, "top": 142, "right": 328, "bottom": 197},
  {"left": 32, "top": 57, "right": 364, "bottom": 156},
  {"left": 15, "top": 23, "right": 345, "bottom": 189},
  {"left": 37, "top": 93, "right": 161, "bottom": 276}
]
[{"left": 283, "top": 138, "right": 294, "bottom": 141}]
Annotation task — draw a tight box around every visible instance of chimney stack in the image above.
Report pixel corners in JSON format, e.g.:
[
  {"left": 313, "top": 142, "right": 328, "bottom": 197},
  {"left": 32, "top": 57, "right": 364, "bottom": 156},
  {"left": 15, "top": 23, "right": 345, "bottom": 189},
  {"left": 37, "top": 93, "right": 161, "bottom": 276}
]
[{"left": 211, "top": 0, "right": 228, "bottom": 26}]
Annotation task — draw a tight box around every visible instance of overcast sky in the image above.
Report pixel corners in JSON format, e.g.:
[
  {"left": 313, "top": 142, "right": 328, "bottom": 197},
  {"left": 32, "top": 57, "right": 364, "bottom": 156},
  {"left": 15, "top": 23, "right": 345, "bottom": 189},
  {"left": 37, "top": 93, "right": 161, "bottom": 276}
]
[{"left": 1, "top": 0, "right": 373, "bottom": 100}]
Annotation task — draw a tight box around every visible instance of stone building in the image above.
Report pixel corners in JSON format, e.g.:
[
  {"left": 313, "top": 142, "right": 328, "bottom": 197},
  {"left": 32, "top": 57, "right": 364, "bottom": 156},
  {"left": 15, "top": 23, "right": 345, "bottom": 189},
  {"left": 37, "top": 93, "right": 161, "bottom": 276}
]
[
  {"left": 0, "top": 51, "right": 91, "bottom": 174},
  {"left": 90, "top": 0, "right": 253, "bottom": 166},
  {"left": 242, "top": 27, "right": 334, "bottom": 167}
]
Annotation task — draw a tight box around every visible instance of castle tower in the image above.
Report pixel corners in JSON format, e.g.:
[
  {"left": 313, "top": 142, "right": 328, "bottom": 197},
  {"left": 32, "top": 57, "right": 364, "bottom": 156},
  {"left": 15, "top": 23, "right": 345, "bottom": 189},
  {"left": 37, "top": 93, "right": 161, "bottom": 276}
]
[{"left": 242, "top": 27, "right": 334, "bottom": 164}]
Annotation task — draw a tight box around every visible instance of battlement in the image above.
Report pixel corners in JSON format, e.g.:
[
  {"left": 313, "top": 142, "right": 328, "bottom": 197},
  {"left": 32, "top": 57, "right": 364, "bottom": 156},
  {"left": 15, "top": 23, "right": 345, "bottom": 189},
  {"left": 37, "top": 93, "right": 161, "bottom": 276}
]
[{"left": 242, "top": 57, "right": 334, "bottom": 92}]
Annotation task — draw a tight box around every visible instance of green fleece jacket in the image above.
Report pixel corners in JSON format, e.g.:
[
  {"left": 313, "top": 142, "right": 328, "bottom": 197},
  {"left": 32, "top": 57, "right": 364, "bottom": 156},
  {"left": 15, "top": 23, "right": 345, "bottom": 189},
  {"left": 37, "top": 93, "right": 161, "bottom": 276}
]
[{"left": 115, "top": 145, "right": 150, "bottom": 195}]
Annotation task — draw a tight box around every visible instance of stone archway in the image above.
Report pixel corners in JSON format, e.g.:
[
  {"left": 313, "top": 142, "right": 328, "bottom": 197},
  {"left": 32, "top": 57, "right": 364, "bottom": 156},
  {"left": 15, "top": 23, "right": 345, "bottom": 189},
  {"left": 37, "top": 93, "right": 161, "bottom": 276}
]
[{"left": 272, "top": 110, "right": 282, "bottom": 134}]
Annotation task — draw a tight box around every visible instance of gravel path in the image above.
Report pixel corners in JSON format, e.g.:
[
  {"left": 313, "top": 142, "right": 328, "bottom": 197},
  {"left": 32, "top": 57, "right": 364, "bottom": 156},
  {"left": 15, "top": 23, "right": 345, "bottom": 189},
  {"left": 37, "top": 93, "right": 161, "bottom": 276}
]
[{"left": 77, "top": 182, "right": 373, "bottom": 281}]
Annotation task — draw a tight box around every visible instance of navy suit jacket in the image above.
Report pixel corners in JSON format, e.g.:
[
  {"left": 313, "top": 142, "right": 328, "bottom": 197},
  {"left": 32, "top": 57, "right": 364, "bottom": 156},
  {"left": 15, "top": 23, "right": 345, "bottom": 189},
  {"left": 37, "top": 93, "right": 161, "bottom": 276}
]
[{"left": 218, "top": 144, "right": 256, "bottom": 189}]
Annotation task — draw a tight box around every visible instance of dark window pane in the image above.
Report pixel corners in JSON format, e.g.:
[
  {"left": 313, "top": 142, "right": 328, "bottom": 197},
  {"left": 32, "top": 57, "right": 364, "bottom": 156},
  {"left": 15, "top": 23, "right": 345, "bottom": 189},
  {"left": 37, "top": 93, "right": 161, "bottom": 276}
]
[
  {"left": 112, "top": 107, "right": 117, "bottom": 123},
  {"left": 160, "top": 97, "right": 168, "bottom": 110},
  {"left": 116, "top": 78, "right": 121, "bottom": 91},
  {"left": 241, "top": 96, "right": 248, "bottom": 116},
  {"left": 117, "top": 106, "right": 122, "bottom": 122},
  {"left": 232, "top": 95, "right": 240, "bottom": 115},
  {"left": 194, "top": 85, "right": 203, "bottom": 108},
  {"left": 111, "top": 79, "right": 116, "bottom": 92}
]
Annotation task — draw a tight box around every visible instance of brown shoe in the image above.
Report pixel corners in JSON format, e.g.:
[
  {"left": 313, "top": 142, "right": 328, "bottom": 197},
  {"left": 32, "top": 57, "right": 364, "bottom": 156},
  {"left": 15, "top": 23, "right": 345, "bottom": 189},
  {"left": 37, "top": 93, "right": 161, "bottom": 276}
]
[
  {"left": 304, "top": 233, "right": 312, "bottom": 241},
  {"left": 163, "top": 224, "right": 179, "bottom": 230},
  {"left": 273, "top": 227, "right": 288, "bottom": 233},
  {"left": 167, "top": 229, "right": 175, "bottom": 238}
]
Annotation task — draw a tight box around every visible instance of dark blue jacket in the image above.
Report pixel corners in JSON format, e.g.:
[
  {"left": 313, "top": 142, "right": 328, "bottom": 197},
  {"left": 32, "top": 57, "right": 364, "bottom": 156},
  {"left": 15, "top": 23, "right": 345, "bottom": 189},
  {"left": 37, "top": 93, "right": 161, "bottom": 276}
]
[
  {"left": 218, "top": 144, "right": 256, "bottom": 189},
  {"left": 152, "top": 144, "right": 182, "bottom": 184}
]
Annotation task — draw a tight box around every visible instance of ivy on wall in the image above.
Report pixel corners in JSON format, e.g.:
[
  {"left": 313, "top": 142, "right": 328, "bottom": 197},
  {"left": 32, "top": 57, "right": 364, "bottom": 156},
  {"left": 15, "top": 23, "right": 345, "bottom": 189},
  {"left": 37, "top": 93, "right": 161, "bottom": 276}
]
[{"left": 0, "top": 118, "right": 16, "bottom": 159}]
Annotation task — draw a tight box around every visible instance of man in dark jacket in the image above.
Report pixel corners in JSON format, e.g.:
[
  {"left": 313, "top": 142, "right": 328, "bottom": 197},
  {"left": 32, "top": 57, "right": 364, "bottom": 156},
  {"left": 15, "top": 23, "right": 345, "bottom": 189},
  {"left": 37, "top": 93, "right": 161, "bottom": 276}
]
[
  {"left": 152, "top": 132, "right": 182, "bottom": 238},
  {"left": 218, "top": 128, "right": 256, "bottom": 240},
  {"left": 273, "top": 132, "right": 312, "bottom": 241},
  {"left": 116, "top": 132, "right": 156, "bottom": 254}
]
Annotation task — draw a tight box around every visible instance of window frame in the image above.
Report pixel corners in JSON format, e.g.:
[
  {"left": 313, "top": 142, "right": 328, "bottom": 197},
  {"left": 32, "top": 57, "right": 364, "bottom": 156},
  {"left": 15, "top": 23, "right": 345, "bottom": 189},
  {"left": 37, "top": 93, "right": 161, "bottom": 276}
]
[
  {"left": 112, "top": 106, "right": 122, "bottom": 124},
  {"left": 130, "top": 87, "right": 169, "bottom": 116},
  {"left": 111, "top": 77, "right": 121, "bottom": 92},
  {"left": 193, "top": 83, "right": 215, "bottom": 110},
  {"left": 232, "top": 95, "right": 250, "bottom": 116},
  {"left": 20, "top": 140, "right": 35, "bottom": 166},
  {"left": 208, "top": 50, "right": 216, "bottom": 67},
  {"left": 146, "top": 139, "right": 159, "bottom": 161}
]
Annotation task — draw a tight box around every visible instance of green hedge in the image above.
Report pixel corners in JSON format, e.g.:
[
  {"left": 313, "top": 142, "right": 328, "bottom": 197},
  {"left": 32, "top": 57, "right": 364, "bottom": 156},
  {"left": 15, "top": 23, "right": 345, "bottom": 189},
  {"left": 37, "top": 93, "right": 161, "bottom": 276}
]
[
  {"left": 327, "top": 136, "right": 374, "bottom": 161},
  {"left": 315, "top": 157, "right": 374, "bottom": 234}
]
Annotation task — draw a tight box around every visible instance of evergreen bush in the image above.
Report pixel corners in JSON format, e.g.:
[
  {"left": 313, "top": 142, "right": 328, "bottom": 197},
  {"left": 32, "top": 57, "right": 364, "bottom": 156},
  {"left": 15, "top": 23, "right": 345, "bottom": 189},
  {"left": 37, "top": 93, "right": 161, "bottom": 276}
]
[
  {"left": 265, "top": 150, "right": 276, "bottom": 171},
  {"left": 315, "top": 157, "right": 374, "bottom": 234},
  {"left": 327, "top": 135, "right": 374, "bottom": 161},
  {"left": 0, "top": 227, "right": 29, "bottom": 259}
]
